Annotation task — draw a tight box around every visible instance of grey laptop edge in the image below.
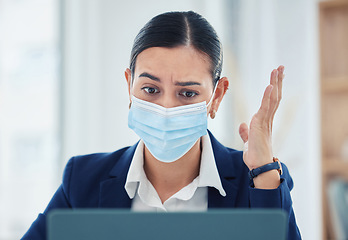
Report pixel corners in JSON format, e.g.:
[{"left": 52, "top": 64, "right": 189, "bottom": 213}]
[{"left": 48, "top": 209, "right": 288, "bottom": 240}]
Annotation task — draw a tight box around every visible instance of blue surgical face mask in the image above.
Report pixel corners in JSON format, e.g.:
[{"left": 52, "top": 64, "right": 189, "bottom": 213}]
[{"left": 128, "top": 87, "right": 216, "bottom": 163}]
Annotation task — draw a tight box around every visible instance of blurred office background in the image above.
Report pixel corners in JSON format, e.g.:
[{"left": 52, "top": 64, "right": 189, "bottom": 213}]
[{"left": 0, "top": 0, "right": 331, "bottom": 239}]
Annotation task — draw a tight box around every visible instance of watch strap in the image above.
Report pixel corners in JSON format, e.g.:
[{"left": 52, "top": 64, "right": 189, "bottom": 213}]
[{"left": 248, "top": 158, "right": 282, "bottom": 180}]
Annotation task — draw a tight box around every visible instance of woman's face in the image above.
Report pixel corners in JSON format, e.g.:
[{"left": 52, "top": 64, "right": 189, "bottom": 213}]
[{"left": 126, "top": 46, "right": 216, "bottom": 108}]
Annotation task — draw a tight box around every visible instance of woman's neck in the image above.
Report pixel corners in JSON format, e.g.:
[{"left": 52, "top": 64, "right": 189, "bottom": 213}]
[{"left": 143, "top": 139, "right": 202, "bottom": 203}]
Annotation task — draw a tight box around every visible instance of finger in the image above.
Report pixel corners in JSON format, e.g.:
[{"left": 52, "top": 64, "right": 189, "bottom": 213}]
[
  {"left": 266, "top": 69, "right": 280, "bottom": 124},
  {"left": 239, "top": 122, "right": 249, "bottom": 143},
  {"left": 277, "top": 65, "right": 284, "bottom": 101},
  {"left": 256, "top": 84, "right": 273, "bottom": 123},
  {"left": 269, "top": 66, "right": 285, "bottom": 123}
]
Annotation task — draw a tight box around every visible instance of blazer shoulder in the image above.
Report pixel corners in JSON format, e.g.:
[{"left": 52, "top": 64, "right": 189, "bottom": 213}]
[
  {"left": 69, "top": 146, "right": 131, "bottom": 173},
  {"left": 60, "top": 144, "right": 137, "bottom": 207}
]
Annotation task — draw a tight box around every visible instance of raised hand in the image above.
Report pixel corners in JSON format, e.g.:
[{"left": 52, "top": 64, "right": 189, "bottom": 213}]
[{"left": 239, "top": 66, "right": 285, "bottom": 189}]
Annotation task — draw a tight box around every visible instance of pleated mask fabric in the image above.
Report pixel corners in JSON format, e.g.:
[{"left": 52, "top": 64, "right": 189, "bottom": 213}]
[{"left": 128, "top": 96, "right": 208, "bottom": 162}]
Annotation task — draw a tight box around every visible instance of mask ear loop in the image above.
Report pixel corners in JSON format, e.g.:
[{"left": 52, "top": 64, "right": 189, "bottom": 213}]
[
  {"left": 206, "top": 81, "right": 219, "bottom": 107},
  {"left": 128, "top": 73, "right": 135, "bottom": 109},
  {"left": 207, "top": 81, "right": 219, "bottom": 119}
]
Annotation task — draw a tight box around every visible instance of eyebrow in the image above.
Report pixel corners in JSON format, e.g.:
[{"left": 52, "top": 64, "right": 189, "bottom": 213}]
[
  {"left": 174, "top": 81, "right": 201, "bottom": 86},
  {"left": 138, "top": 72, "right": 201, "bottom": 86},
  {"left": 139, "top": 72, "right": 160, "bottom": 82}
]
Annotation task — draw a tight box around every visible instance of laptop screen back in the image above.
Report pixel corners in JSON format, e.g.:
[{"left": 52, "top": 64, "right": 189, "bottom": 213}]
[{"left": 48, "top": 209, "right": 287, "bottom": 240}]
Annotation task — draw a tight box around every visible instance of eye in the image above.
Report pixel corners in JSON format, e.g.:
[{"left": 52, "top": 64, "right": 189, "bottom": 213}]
[
  {"left": 142, "top": 87, "right": 159, "bottom": 94},
  {"left": 180, "top": 91, "right": 198, "bottom": 98}
]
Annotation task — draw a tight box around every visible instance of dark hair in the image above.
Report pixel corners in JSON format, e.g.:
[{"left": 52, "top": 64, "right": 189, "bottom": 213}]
[{"left": 130, "top": 11, "right": 223, "bottom": 86}]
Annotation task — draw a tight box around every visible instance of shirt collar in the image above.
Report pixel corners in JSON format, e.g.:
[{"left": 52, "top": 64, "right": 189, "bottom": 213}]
[
  {"left": 199, "top": 134, "right": 226, "bottom": 196},
  {"left": 125, "top": 134, "right": 226, "bottom": 199}
]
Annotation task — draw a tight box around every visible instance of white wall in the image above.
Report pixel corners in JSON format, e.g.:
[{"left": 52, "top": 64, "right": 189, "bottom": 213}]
[
  {"left": 232, "top": 1, "right": 321, "bottom": 239},
  {"left": 0, "top": 0, "right": 59, "bottom": 238},
  {"left": 61, "top": 0, "right": 321, "bottom": 239}
]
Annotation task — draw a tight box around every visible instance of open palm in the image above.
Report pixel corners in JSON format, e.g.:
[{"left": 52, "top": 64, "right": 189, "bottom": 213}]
[{"left": 239, "top": 66, "right": 284, "bottom": 171}]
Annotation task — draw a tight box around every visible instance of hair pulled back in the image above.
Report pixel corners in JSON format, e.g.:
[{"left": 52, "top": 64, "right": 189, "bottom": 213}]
[{"left": 130, "top": 11, "right": 223, "bottom": 86}]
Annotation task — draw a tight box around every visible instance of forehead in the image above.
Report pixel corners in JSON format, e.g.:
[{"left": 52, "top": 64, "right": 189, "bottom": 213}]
[{"left": 134, "top": 46, "right": 212, "bottom": 84}]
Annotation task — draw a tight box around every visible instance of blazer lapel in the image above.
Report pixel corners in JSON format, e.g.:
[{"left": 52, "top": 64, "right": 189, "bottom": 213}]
[
  {"left": 207, "top": 131, "right": 242, "bottom": 208},
  {"left": 98, "top": 142, "right": 139, "bottom": 208}
]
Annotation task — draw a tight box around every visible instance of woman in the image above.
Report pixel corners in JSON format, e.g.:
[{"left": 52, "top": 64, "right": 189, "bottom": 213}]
[{"left": 22, "top": 11, "right": 301, "bottom": 239}]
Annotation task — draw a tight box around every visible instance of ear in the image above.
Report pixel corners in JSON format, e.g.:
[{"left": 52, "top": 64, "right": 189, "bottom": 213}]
[
  {"left": 209, "top": 77, "right": 229, "bottom": 115},
  {"left": 125, "top": 68, "right": 132, "bottom": 102}
]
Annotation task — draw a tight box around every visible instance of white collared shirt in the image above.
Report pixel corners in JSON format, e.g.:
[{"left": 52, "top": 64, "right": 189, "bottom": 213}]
[{"left": 124, "top": 134, "right": 226, "bottom": 212}]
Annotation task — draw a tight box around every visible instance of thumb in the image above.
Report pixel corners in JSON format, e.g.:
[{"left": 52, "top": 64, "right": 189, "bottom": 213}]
[{"left": 239, "top": 122, "right": 249, "bottom": 143}]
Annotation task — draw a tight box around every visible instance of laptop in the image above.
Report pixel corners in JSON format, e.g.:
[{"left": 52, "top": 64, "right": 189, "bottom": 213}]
[{"left": 48, "top": 209, "right": 288, "bottom": 240}]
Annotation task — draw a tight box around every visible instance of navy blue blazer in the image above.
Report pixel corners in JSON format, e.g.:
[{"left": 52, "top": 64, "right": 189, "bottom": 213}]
[{"left": 22, "top": 132, "right": 301, "bottom": 239}]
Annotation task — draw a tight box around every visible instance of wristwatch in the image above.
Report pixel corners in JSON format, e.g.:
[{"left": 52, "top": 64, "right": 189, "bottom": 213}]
[{"left": 248, "top": 157, "right": 282, "bottom": 180}]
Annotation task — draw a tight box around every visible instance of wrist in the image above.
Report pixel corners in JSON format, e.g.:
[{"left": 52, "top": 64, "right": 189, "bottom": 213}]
[
  {"left": 249, "top": 157, "right": 282, "bottom": 189},
  {"left": 253, "top": 169, "right": 280, "bottom": 189}
]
